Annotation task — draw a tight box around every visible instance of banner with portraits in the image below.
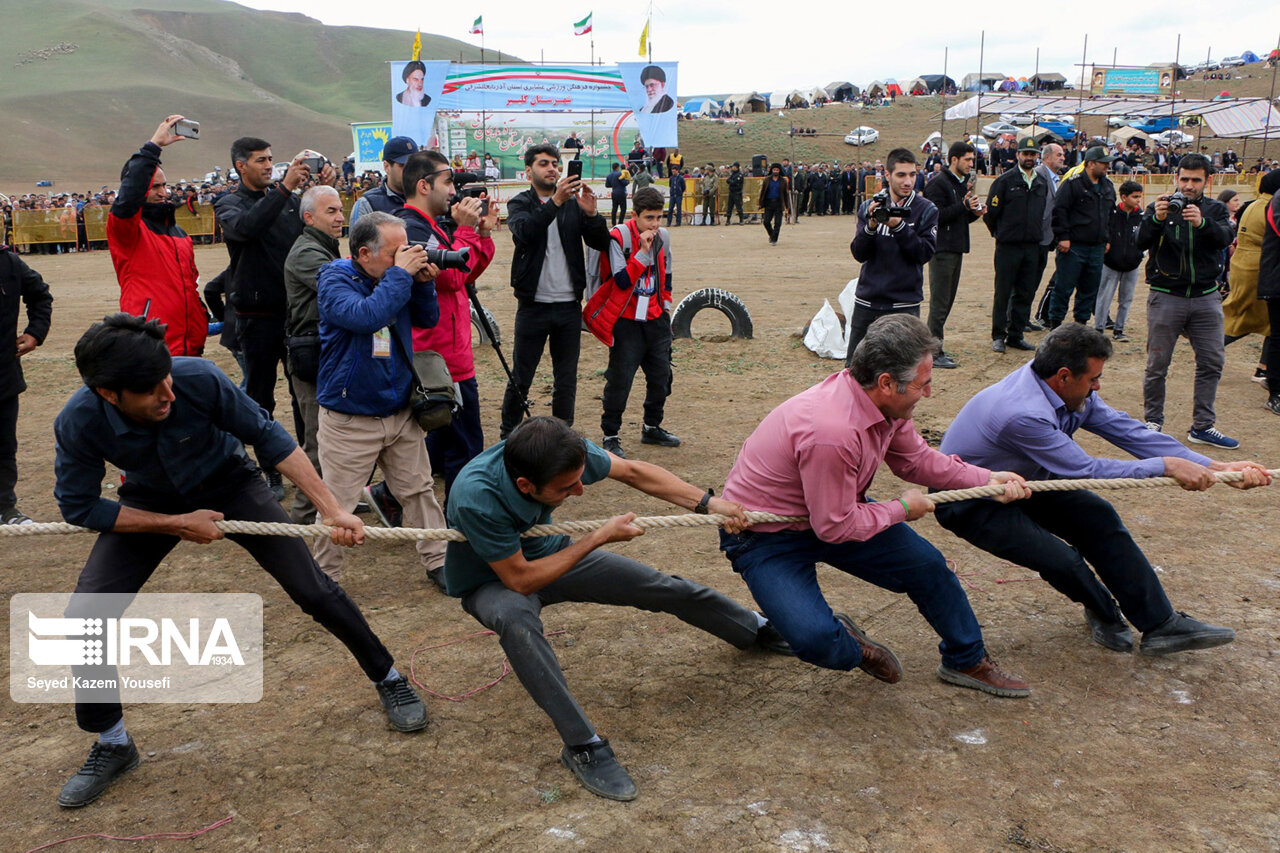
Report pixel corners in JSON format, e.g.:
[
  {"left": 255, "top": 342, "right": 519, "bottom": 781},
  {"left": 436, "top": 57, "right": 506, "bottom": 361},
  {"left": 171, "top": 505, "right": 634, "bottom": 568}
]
[{"left": 389, "top": 62, "right": 678, "bottom": 149}]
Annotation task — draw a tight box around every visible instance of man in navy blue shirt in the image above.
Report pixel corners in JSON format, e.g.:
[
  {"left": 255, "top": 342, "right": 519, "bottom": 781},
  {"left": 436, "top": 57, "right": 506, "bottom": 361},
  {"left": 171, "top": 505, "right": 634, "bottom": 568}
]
[
  {"left": 52, "top": 314, "right": 428, "bottom": 809},
  {"left": 936, "top": 324, "right": 1269, "bottom": 656}
]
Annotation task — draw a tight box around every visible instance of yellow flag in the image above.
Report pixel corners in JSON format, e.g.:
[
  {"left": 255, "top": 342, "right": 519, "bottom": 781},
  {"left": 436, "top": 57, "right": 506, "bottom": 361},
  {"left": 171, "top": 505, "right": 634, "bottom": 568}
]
[
  {"left": 638, "top": 18, "right": 648, "bottom": 57},
  {"left": 411, "top": 29, "right": 422, "bottom": 60}
]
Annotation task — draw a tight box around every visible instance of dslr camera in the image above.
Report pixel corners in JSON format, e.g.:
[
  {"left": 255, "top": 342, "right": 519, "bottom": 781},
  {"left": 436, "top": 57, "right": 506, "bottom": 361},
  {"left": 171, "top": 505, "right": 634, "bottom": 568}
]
[
  {"left": 451, "top": 171, "right": 490, "bottom": 217},
  {"left": 1164, "top": 191, "right": 1192, "bottom": 216},
  {"left": 870, "top": 189, "right": 911, "bottom": 225},
  {"left": 409, "top": 241, "right": 471, "bottom": 271}
]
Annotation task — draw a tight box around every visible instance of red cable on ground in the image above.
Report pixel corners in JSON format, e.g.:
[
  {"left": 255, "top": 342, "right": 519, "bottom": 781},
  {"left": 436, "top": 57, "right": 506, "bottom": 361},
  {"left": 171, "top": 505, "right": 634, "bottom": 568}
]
[
  {"left": 25, "top": 814, "right": 233, "bottom": 853},
  {"left": 408, "top": 629, "right": 567, "bottom": 702}
]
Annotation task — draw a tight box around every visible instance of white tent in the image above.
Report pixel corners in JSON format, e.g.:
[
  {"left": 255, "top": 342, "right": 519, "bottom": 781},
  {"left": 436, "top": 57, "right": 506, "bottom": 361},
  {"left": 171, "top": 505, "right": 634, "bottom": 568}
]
[
  {"left": 808, "top": 86, "right": 830, "bottom": 105},
  {"left": 725, "top": 92, "right": 769, "bottom": 113},
  {"left": 783, "top": 90, "right": 811, "bottom": 108},
  {"left": 1108, "top": 126, "right": 1150, "bottom": 146}
]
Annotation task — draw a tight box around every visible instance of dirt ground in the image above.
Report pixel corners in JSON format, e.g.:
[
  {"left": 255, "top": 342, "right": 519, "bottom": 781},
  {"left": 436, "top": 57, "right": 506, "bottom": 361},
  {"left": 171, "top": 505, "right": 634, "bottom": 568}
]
[{"left": 3, "top": 210, "right": 1279, "bottom": 853}]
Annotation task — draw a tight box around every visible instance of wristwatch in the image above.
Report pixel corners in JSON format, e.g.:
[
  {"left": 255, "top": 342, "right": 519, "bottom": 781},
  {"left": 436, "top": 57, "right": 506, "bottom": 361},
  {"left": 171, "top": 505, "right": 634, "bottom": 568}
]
[{"left": 694, "top": 488, "right": 715, "bottom": 514}]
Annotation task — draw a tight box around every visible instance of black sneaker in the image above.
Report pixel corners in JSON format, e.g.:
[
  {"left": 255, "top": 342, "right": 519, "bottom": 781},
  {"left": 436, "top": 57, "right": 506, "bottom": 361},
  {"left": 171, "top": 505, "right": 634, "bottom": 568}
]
[
  {"left": 266, "top": 470, "right": 286, "bottom": 502},
  {"left": 1140, "top": 611, "right": 1235, "bottom": 656},
  {"left": 1085, "top": 608, "right": 1134, "bottom": 652},
  {"left": 375, "top": 676, "right": 429, "bottom": 732},
  {"left": 932, "top": 354, "right": 958, "bottom": 369},
  {"left": 0, "top": 506, "right": 35, "bottom": 525},
  {"left": 1266, "top": 394, "right": 1280, "bottom": 416},
  {"left": 57, "top": 737, "right": 141, "bottom": 808},
  {"left": 755, "top": 621, "right": 796, "bottom": 655},
  {"left": 602, "top": 436, "right": 626, "bottom": 458},
  {"left": 560, "top": 738, "right": 637, "bottom": 801},
  {"left": 640, "top": 425, "right": 681, "bottom": 447},
  {"left": 1005, "top": 337, "right": 1035, "bottom": 351},
  {"left": 364, "top": 482, "right": 403, "bottom": 528}
]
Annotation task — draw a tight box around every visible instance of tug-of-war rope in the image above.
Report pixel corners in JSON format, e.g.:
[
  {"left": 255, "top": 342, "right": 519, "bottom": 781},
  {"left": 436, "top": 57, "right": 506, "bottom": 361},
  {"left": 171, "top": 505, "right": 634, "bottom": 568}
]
[{"left": 10, "top": 469, "right": 1277, "bottom": 541}]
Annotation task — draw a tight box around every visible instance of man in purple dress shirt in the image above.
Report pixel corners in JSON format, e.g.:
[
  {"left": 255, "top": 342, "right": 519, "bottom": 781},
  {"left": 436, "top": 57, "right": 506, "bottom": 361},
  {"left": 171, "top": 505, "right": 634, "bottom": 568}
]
[
  {"left": 937, "top": 323, "right": 1269, "bottom": 655},
  {"left": 721, "top": 315, "right": 1034, "bottom": 698}
]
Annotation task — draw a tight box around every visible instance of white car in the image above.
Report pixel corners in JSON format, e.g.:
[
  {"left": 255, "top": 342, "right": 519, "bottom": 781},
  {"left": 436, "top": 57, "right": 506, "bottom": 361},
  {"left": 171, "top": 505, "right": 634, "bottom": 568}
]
[
  {"left": 970, "top": 136, "right": 990, "bottom": 156},
  {"left": 844, "top": 126, "right": 880, "bottom": 146},
  {"left": 1000, "top": 113, "right": 1036, "bottom": 126},
  {"left": 1221, "top": 56, "right": 1247, "bottom": 67},
  {"left": 1107, "top": 115, "right": 1138, "bottom": 128},
  {"left": 1152, "top": 129, "right": 1195, "bottom": 146},
  {"left": 981, "top": 121, "right": 1022, "bottom": 138}
]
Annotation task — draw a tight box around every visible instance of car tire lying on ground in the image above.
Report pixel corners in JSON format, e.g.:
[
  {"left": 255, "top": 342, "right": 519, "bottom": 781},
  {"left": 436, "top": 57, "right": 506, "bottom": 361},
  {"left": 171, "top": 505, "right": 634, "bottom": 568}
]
[
  {"left": 471, "top": 304, "right": 500, "bottom": 346},
  {"left": 670, "top": 288, "right": 753, "bottom": 339}
]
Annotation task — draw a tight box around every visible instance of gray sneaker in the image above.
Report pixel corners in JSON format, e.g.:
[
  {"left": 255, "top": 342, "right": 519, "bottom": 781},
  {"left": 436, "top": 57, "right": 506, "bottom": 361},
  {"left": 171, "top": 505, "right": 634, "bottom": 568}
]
[
  {"left": 375, "top": 676, "right": 428, "bottom": 732},
  {"left": 58, "top": 737, "right": 141, "bottom": 808}
]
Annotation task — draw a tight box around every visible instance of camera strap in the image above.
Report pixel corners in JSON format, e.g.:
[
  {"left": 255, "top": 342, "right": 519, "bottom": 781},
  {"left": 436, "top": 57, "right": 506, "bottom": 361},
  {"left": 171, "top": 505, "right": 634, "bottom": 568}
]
[{"left": 387, "top": 322, "right": 427, "bottom": 393}]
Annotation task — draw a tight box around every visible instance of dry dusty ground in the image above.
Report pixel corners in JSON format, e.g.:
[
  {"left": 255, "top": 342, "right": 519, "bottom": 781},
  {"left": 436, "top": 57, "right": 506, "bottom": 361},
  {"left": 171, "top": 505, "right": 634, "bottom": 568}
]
[{"left": 2, "top": 211, "right": 1279, "bottom": 853}]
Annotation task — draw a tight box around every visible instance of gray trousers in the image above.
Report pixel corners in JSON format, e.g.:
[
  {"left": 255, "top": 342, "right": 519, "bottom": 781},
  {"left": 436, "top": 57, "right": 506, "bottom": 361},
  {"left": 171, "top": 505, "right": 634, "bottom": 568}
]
[
  {"left": 1094, "top": 266, "right": 1140, "bottom": 334},
  {"left": 927, "top": 251, "right": 964, "bottom": 345},
  {"left": 1143, "top": 291, "right": 1225, "bottom": 431},
  {"left": 460, "top": 549, "right": 760, "bottom": 746},
  {"left": 288, "top": 375, "right": 321, "bottom": 525}
]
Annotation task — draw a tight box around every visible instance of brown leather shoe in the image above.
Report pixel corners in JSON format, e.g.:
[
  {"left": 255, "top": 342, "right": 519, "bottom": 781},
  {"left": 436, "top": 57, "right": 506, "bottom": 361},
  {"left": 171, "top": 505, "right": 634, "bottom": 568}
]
[
  {"left": 936, "top": 655, "right": 1030, "bottom": 698},
  {"left": 834, "top": 612, "right": 902, "bottom": 684}
]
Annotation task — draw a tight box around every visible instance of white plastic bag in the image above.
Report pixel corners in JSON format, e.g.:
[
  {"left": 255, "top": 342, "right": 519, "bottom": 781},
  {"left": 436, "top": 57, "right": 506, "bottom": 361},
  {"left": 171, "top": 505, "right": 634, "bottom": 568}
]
[{"left": 803, "top": 299, "right": 847, "bottom": 360}]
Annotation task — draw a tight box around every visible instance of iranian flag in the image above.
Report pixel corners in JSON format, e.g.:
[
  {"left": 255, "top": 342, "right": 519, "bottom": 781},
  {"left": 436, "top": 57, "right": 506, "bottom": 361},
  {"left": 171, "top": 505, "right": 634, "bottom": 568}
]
[
  {"left": 573, "top": 13, "right": 592, "bottom": 36},
  {"left": 469, "top": 16, "right": 483, "bottom": 35}
]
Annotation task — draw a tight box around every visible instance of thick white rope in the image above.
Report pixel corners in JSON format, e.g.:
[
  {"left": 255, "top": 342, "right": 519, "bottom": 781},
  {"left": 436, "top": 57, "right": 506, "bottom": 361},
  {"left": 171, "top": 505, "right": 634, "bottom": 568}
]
[{"left": 7, "top": 469, "right": 1274, "bottom": 542}]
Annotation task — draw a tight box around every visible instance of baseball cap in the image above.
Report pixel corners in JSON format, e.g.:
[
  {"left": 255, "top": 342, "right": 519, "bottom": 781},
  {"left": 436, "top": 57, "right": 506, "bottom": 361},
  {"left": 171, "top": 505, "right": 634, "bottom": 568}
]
[
  {"left": 1083, "top": 145, "right": 1110, "bottom": 163},
  {"left": 383, "top": 137, "right": 420, "bottom": 165},
  {"left": 1016, "top": 138, "right": 1038, "bottom": 153}
]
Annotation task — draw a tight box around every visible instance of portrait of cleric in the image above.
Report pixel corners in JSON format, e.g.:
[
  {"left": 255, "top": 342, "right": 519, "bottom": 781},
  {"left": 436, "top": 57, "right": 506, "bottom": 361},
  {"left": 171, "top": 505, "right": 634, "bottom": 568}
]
[
  {"left": 638, "top": 65, "right": 674, "bottom": 114},
  {"left": 397, "top": 61, "right": 432, "bottom": 108}
]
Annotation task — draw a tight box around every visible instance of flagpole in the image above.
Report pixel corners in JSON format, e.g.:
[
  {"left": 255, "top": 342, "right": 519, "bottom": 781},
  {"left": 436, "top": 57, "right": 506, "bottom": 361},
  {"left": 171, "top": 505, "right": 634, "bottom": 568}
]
[
  {"left": 590, "top": 27, "right": 597, "bottom": 180},
  {"left": 480, "top": 25, "right": 487, "bottom": 170}
]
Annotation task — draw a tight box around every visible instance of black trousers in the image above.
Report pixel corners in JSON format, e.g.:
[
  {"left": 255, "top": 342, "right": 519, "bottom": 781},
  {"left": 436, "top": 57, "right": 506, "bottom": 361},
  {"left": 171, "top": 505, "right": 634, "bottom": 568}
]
[
  {"left": 601, "top": 313, "right": 672, "bottom": 437},
  {"left": 68, "top": 458, "right": 394, "bottom": 733},
  {"left": 927, "top": 251, "right": 964, "bottom": 345},
  {"left": 762, "top": 201, "right": 783, "bottom": 242},
  {"left": 934, "top": 490, "right": 1174, "bottom": 632},
  {"left": 610, "top": 195, "right": 627, "bottom": 226},
  {"left": 238, "top": 314, "right": 302, "bottom": 469},
  {"left": 0, "top": 393, "right": 18, "bottom": 509},
  {"left": 1266, "top": 300, "right": 1280, "bottom": 382},
  {"left": 724, "top": 192, "right": 745, "bottom": 224},
  {"left": 992, "top": 242, "right": 1041, "bottom": 342},
  {"left": 500, "top": 300, "right": 582, "bottom": 437},
  {"left": 425, "top": 376, "right": 483, "bottom": 496},
  {"left": 843, "top": 305, "right": 920, "bottom": 369}
]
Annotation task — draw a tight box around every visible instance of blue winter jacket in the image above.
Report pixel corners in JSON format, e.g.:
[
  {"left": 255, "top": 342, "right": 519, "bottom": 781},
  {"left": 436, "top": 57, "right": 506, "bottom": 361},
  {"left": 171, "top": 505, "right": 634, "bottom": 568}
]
[{"left": 316, "top": 257, "right": 439, "bottom": 416}]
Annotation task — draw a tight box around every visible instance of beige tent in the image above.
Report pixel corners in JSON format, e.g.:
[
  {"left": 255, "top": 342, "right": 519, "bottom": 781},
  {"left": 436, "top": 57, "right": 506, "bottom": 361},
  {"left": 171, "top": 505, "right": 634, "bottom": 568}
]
[
  {"left": 1016, "top": 125, "right": 1064, "bottom": 144},
  {"left": 902, "top": 76, "right": 929, "bottom": 95},
  {"left": 1108, "top": 126, "right": 1150, "bottom": 146},
  {"left": 725, "top": 92, "right": 768, "bottom": 113},
  {"left": 807, "top": 86, "right": 830, "bottom": 105},
  {"left": 783, "top": 90, "right": 811, "bottom": 108}
]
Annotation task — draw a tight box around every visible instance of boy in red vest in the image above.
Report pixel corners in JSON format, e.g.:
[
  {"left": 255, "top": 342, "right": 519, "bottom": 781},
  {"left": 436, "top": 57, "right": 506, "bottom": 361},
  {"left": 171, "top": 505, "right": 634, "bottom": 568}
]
[{"left": 583, "top": 187, "right": 678, "bottom": 458}]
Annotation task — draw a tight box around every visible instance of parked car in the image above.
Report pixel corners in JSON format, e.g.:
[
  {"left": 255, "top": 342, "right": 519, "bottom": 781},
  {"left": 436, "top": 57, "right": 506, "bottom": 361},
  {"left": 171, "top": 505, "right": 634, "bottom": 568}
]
[
  {"left": 1132, "top": 116, "right": 1180, "bottom": 134},
  {"left": 1107, "top": 115, "right": 1141, "bottom": 128},
  {"left": 1001, "top": 113, "right": 1036, "bottom": 126},
  {"left": 1152, "top": 129, "right": 1195, "bottom": 146},
  {"left": 982, "top": 120, "right": 1022, "bottom": 138},
  {"left": 1221, "top": 56, "right": 1247, "bottom": 67},
  {"left": 971, "top": 136, "right": 990, "bottom": 157},
  {"left": 843, "top": 126, "right": 880, "bottom": 146}
]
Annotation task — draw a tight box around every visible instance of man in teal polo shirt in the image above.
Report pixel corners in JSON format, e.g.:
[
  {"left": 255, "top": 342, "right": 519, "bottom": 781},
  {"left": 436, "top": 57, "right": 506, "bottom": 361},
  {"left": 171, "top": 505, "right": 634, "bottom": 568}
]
[{"left": 443, "top": 416, "right": 791, "bottom": 802}]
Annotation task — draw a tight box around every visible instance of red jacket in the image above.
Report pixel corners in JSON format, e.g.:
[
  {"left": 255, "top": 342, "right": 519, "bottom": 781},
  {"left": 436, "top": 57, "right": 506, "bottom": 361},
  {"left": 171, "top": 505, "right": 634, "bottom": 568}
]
[
  {"left": 398, "top": 206, "right": 495, "bottom": 382},
  {"left": 107, "top": 142, "right": 206, "bottom": 355}
]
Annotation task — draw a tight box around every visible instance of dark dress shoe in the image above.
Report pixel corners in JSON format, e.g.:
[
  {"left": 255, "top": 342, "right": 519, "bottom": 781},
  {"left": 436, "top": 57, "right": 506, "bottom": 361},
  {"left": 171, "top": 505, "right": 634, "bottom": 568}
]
[
  {"left": 936, "top": 655, "right": 1030, "bottom": 697},
  {"left": 1085, "top": 608, "right": 1134, "bottom": 652},
  {"left": 561, "top": 739, "right": 638, "bottom": 801},
  {"left": 1140, "top": 612, "right": 1235, "bottom": 655},
  {"left": 755, "top": 621, "right": 796, "bottom": 655},
  {"left": 1005, "top": 338, "right": 1035, "bottom": 351},
  {"left": 991, "top": 339, "right": 1007, "bottom": 353},
  {"left": 1025, "top": 321, "right": 1045, "bottom": 332},
  {"left": 58, "top": 738, "right": 141, "bottom": 807},
  {"left": 835, "top": 613, "right": 902, "bottom": 683}
]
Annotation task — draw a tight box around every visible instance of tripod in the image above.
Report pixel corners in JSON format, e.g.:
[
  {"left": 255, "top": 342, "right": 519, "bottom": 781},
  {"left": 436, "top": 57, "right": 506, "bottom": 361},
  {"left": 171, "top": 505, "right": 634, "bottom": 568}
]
[{"left": 466, "top": 283, "right": 530, "bottom": 418}]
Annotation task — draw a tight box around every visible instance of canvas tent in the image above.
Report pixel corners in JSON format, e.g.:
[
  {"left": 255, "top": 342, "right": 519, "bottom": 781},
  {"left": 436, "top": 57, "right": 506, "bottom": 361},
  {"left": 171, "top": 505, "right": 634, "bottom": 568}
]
[
  {"left": 783, "top": 90, "right": 811, "bottom": 108},
  {"left": 903, "top": 77, "right": 929, "bottom": 95},
  {"left": 1016, "top": 125, "right": 1064, "bottom": 144},
  {"left": 680, "top": 97, "right": 720, "bottom": 117},
  {"left": 1108, "top": 126, "right": 1150, "bottom": 146},
  {"left": 1029, "top": 72, "right": 1067, "bottom": 91},
  {"left": 725, "top": 92, "right": 768, "bottom": 113},
  {"left": 824, "top": 81, "right": 859, "bottom": 101},
  {"left": 918, "top": 74, "right": 956, "bottom": 94},
  {"left": 882, "top": 79, "right": 902, "bottom": 96},
  {"left": 961, "top": 72, "right": 1005, "bottom": 92},
  {"left": 808, "top": 87, "right": 830, "bottom": 105}
]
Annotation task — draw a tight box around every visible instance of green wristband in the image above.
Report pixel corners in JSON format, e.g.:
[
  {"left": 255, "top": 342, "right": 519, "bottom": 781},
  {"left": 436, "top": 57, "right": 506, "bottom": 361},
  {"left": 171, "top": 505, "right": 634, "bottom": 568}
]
[{"left": 897, "top": 497, "right": 910, "bottom": 515}]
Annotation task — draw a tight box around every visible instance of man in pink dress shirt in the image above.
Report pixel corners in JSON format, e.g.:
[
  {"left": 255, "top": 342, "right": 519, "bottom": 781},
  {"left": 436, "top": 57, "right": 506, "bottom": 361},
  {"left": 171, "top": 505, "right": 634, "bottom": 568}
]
[{"left": 720, "top": 314, "right": 1033, "bottom": 697}]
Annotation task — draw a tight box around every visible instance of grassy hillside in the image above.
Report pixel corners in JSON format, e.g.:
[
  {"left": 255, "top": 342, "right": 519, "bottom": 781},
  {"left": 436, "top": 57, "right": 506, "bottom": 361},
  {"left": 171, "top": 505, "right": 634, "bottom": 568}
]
[{"left": 0, "top": 0, "right": 508, "bottom": 190}]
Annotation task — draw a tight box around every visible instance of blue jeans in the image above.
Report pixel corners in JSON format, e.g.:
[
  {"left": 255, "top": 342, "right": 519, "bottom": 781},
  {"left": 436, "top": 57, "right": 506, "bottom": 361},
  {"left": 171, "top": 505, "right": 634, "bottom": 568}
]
[{"left": 719, "top": 524, "right": 985, "bottom": 671}]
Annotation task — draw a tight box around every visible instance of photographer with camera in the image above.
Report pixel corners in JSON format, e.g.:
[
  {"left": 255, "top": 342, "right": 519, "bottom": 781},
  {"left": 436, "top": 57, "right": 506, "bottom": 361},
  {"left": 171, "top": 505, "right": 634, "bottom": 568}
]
[
  {"left": 1137, "top": 153, "right": 1240, "bottom": 449},
  {"left": 843, "top": 148, "right": 939, "bottom": 366},
  {"left": 215, "top": 136, "right": 336, "bottom": 500},
  {"left": 500, "top": 144, "right": 612, "bottom": 437},
  {"left": 349, "top": 137, "right": 418, "bottom": 224},
  {"left": 108, "top": 115, "right": 206, "bottom": 357},
  {"left": 393, "top": 150, "right": 497, "bottom": 498},
  {"left": 311, "top": 212, "right": 448, "bottom": 581},
  {"left": 923, "top": 141, "right": 983, "bottom": 369}
]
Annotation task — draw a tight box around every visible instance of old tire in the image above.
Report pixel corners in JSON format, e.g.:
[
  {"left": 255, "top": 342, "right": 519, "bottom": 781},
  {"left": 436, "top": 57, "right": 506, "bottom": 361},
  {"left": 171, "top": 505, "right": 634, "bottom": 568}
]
[
  {"left": 670, "top": 288, "right": 753, "bottom": 339},
  {"left": 471, "top": 305, "right": 500, "bottom": 347}
]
